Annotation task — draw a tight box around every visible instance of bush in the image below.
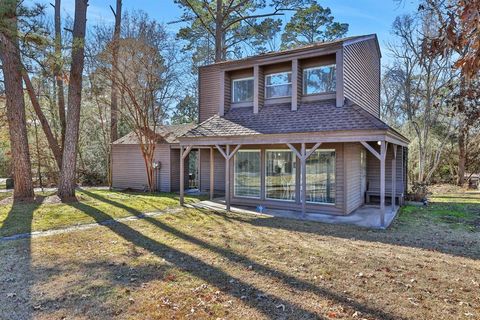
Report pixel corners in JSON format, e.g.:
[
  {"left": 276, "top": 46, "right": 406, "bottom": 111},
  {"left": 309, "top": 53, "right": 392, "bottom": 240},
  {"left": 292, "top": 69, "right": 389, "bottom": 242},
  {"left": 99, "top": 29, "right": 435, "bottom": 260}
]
[{"left": 407, "top": 182, "right": 430, "bottom": 201}]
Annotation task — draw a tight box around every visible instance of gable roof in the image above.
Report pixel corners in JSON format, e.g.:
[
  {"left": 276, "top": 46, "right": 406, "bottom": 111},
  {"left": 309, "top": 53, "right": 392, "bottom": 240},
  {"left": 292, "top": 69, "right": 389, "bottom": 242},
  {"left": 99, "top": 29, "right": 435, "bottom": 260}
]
[
  {"left": 200, "top": 34, "right": 379, "bottom": 70},
  {"left": 113, "top": 123, "right": 197, "bottom": 145},
  {"left": 182, "top": 100, "right": 395, "bottom": 139}
]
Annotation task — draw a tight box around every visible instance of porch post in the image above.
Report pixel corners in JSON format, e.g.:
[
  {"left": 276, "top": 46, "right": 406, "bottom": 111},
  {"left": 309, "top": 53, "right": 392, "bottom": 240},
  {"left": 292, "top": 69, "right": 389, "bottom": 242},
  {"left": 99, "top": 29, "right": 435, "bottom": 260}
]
[
  {"left": 180, "top": 146, "right": 184, "bottom": 205},
  {"left": 380, "top": 141, "right": 387, "bottom": 227},
  {"left": 210, "top": 147, "right": 214, "bottom": 200},
  {"left": 301, "top": 143, "right": 307, "bottom": 216},
  {"left": 392, "top": 144, "right": 397, "bottom": 212},
  {"left": 225, "top": 145, "right": 230, "bottom": 210}
]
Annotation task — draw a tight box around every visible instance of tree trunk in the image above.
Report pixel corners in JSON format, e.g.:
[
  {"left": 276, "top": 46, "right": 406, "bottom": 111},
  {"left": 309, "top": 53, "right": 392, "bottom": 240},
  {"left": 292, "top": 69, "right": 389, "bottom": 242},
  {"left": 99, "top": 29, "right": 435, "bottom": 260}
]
[
  {"left": 57, "top": 0, "right": 88, "bottom": 201},
  {"left": 23, "top": 71, "right": 63, "bottom": 169},
  {"left": 110, "top": 0, "right": 122, "bottom": 143},
  {"left": 0, "top": 8, "right": 35, "bottom": 201},
  {"left": 109, "top": 0, "right": 122, "bottom": 189},
  {"left": 457, "top": 121, "right": 466, "bottom": 186},
  {"left": 214, "top": 0, "right": 223, "bottom": 62},
  {"left": 54, "top": 0, "right": 67, "bottom": 149}
]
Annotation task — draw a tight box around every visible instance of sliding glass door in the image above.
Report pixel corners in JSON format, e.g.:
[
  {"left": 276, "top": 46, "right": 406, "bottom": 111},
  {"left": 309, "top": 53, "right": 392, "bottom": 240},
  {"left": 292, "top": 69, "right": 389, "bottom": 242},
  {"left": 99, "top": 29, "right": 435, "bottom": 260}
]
[
  {"left": 265, "top": 150, "right": 296, "bottom": 201},
  {"left": 234, "top": 150, "right": 261, "bottom": 198},
  {"left": 306, "top": 150, "right": 336, "bottom": 204}
]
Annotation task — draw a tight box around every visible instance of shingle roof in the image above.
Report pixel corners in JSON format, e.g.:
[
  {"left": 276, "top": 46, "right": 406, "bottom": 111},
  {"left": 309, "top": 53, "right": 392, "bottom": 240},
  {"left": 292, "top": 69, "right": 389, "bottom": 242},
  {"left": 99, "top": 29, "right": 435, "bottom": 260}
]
[
  {"left": 113, "top": 123, "right": 197, "bottom": 144},
  {"left": 183, "top": 100, "right": 390, "bottom": 138}
]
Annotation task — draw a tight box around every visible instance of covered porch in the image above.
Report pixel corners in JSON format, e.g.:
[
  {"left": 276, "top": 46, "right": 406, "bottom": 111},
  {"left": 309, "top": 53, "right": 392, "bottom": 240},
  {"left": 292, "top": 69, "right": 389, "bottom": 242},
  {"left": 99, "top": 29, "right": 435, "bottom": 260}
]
[
  {"left": 178, "top": 129, "right": 408, "bottom": 228},
  {"left": 190, "top": 199, "right": 400, "bottom": 229}
]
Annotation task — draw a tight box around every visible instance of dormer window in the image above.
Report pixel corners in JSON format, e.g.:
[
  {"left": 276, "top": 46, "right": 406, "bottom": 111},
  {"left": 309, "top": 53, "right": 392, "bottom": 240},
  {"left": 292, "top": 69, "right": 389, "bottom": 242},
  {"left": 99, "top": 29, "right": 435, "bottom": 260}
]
[
  {"left": 303, "top": 65, "right": 336, "bottom": 95},
  {"left": 265, "top": 72, "right": 292, "bottom": 99},
  {"left": 232, "top": 77, "right": 254, "bottom": 103}
]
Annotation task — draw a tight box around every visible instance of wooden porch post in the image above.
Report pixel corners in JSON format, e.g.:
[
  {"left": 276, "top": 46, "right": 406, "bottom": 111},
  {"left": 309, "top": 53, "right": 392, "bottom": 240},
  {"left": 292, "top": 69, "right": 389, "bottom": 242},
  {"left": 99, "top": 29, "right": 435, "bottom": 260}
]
[
  {"left": 301, "top": 143, "right": 307, "bottom": 215},
  {"left": 210, "top": 147, "right": 214, "bottom": 200},
  {"left": 179, "top": 145, "right": 193, "bottom": 206},
  {"left": 215, "top": 144, "right": 242, "bottom": 211},
  {"left": 180, "top": 146, "right": 184, "bottom": 205},
  {"left": 392, "top": 144, "right": 397, "bottom": 212},
  {"left": 380, "top": 141, "right": 387, "bottom": 227},
  {"left": 225, "top": 145, "right": 230, "bottom": 211}
]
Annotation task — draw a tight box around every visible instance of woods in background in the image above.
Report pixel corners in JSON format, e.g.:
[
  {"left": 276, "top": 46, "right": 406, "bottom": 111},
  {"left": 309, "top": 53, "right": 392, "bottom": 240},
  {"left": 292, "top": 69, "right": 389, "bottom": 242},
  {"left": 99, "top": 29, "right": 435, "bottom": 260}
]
[{"left": 0, "top": 0, "right": 478, "bottom": 201}]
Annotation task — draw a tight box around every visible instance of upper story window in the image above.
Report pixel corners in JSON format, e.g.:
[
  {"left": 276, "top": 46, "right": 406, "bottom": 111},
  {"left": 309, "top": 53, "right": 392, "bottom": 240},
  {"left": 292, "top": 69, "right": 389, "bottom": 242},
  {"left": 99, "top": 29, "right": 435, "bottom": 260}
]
[
  {"left": 303, "top": 65, "right": 336, "bottom": 95},
  {"left": 265, "top": 72, "right": 292, "bottom": 98},
  {"left": 232, "top": 77, "right": 254, "bottom": 103}
]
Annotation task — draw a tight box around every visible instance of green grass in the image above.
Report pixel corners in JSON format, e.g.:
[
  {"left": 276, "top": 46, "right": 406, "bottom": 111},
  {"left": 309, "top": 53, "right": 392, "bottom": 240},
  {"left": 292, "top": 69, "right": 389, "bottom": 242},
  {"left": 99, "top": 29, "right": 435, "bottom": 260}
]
[
  {"left": 0, "top": 189, "right": 203, "bottom": 237},
  {"left": 398, "top": 192, "right": 480, "bottom": 231}
]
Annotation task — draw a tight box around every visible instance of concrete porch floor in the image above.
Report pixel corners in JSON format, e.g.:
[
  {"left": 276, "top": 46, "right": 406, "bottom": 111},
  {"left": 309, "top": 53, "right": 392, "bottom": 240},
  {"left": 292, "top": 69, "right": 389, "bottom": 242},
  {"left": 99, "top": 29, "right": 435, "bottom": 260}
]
[{"left": 190, "top": 199, "right": 399, "bottom": 229}]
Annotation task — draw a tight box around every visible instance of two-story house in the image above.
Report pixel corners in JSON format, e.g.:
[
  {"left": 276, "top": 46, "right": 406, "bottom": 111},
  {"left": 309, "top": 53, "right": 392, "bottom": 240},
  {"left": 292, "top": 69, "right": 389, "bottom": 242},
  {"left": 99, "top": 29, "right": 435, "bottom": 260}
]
[{"left": 112, "top": 34, "right": 409, "bottom": 227}]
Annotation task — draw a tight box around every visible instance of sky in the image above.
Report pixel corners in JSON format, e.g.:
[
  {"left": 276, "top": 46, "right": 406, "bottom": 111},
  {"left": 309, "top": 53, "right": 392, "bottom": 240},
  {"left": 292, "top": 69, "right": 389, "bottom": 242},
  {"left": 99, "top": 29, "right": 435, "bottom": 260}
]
[{"left": 32, "top": 0, "right": 419, "bottom": 64}]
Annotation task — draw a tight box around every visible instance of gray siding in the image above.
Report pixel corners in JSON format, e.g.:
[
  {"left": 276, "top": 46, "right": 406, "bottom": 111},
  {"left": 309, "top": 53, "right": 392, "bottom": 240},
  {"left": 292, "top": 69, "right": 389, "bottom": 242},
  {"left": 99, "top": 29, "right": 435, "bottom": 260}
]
[
  {"left": 366, "top": 143, "right": 405, "bottom": 194},
  {"left": 343, "top": 38, "right": 380, "bottom": 117},
  {"left": 112, "top": 144, "right": 171, "bottom": 192},
  {"left": 199, "top": 65, "right": 221, "bottom": 122},
  {"left": 169, "top": 148, "right": 189, "bottom": 192},
  {"left": 344, "top": 143, "right": 363, "bottom": 214},
  {"left": 199, "top": 148, "right": 226, "bottom": 193}
]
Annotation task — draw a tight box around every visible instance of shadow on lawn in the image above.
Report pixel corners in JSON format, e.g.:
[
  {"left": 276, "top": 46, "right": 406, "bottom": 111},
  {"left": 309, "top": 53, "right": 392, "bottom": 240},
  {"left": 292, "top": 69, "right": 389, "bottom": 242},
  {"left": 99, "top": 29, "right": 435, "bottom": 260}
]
[
  {"left": 0, "top": 198, "right": 43, "bottom": 320},
  {"left": 78, "top": 189, "right": 405, "bottom": 320}
]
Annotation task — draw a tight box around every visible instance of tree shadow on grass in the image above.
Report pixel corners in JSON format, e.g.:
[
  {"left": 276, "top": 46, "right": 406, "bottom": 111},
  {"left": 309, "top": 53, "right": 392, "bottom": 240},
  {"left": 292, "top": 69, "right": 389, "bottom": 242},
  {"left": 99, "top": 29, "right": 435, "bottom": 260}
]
[
  {"left": 68, "top": 200, "right": 324, "bottom": 320},
  {"left": 0, "top": 198, "right": 43, "bottom": 320},
  {"left": 79, "top": 189, "right": 405, "bottom": 320}
]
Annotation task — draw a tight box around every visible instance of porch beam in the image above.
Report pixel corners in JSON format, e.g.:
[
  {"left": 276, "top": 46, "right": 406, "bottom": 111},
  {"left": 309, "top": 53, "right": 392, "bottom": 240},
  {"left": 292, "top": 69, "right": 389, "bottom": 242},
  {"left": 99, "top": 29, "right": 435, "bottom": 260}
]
[
  {"left": 210, "top": 147, "right": 214, "bottom": 200},
  {"left": 229, "top": 144, "right": 242, "bottom": 159},
  {"left": 286, "top": 143, "right": 302, "bottom": 160},
  {"left": 360, "top": 141, "right": 381, "bottom": 160},
  {"left": 181, "top": 145, "right": 193, "bottom": 160},
  {"left": 305, "top": 142, "right": 322, "bottom": 158},
  {"left": 215, "top": 144, "right": 228, "bottom": 159}
]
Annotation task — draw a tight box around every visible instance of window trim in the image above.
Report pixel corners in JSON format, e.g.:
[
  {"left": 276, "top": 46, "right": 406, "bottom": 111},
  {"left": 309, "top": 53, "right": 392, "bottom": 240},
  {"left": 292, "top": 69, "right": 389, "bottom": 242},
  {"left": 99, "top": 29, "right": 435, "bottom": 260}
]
[
  {"left": 302, "top": 64, "right": 336, "bottom": 96},
  {"left": 305, "top": 148, "right": 336, "bottom": 205},
  {"left": 232, "top": 77, "right": 254, "bottom": 103},
  {"left": 265, "top": 149, "right": 296, "bottom": 202},
  {"left": 233, "top": 149, "right": 261, "bottom": 199},
  {"left": 265, "top": 71, "right": 292, "bottom": 99}
]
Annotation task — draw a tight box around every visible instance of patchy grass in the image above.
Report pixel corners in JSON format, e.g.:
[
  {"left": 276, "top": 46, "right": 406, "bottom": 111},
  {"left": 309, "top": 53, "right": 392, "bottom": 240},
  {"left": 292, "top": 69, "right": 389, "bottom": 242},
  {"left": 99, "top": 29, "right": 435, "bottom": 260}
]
[
  {"left": 0, "top": 191, "right": 479, "bottom": 319},
  {"left": 399, "top": 192, "right": 480, "bottom": 231},
  {"left": 0, "top": 189, "right": 202, "bottom": 237}
]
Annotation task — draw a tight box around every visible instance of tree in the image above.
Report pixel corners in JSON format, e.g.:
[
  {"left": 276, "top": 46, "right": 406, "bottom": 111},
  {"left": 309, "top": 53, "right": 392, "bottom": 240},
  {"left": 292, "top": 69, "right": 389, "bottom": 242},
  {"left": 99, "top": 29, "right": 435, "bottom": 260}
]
[
  {"left": 0, "top": 0, "right": 35, "bottom": 200},
  {"left": 57, "top": 0, "right": 89, "bottom": 201},
  {"left": 171, "top": 94, "right": 198, "bottom": 124},
  {"left": 175, "top": 0, "right": 311, "bottom": 63},
  {"left": 110, "top": 0, "right": 122, "bottom": 143},
  {"left": 100, "top": 15, "right": 181, "bottom": 191},
  {"left": 421, "top": 0, "right": 480, "bottom": 80},
  {"left": 383, "top": 14, "right": 457, "bottom": 184},
  {"left": 53, "top": 0, "right": 66, "bottom": 148},
  {"left": 281, "top": 2, "right": 348, "bottom": 49}
]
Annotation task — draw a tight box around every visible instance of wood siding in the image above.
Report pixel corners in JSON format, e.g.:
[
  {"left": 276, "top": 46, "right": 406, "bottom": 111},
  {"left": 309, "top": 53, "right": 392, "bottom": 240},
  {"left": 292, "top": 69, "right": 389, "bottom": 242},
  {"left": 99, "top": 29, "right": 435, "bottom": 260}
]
[
  {"left": 199, "top": 148, "right": 226, "bottom": 193},
  {"left": 344, "top": 143, "right": 363, "bottom": 214},
  {"left": 199, "top": 65, "right": 222, "bottom": 122},
  {"left": 170, "top": 148, "right": 190, "bottom": 192},
  {"left": 112, "top": 144, "right": 171, "bottom": 192},
  {"left": 366, "top": 143, "right": 405, "bottom": 194},
  {"left": 343, "top": 38, "right": 380, "bottom": 117}
]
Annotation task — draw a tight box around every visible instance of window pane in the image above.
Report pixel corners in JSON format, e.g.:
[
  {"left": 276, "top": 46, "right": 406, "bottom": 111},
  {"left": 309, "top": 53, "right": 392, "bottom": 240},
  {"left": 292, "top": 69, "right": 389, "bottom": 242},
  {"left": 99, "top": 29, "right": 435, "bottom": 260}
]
[
  {"left": 234, "top": 150, "right": 260, "bottom": 198},
  {"left": 306, "top": 150, "right": 335, "bottom": 204},
  {"left": 266, "top": 72, "right": 292, "bottom": 98},
  {"left": 266, "top": 150, "right": 296, "bottom": 200},
  {"left": 232, "top": 78, "right": 254, "bottom": 103},
  {"left": 266, "top": 84, "right": 292, "bottom": 98},
  {"left": 266, "top": 72, "right": 291, "bottom": 86},
  {"left": 303, "top": 65, "right": 336, "bottom": 95}
]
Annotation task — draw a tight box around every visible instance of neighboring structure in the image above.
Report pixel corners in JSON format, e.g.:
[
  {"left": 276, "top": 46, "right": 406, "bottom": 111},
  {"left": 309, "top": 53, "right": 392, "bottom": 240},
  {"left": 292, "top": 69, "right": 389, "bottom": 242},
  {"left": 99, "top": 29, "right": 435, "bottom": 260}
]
[{"left": 112, "top": 34, "right": 409, "bottom": 227}]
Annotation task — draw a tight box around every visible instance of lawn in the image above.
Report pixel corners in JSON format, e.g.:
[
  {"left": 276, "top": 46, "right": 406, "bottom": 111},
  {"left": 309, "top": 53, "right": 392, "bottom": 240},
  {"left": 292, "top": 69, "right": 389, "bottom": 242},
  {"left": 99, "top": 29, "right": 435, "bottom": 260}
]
[
  {"left": 0, "top": 190, "right": 479, "bottom": 319},
  {"left": 0, "top": 189, "right": 202, "bottom": 237}
]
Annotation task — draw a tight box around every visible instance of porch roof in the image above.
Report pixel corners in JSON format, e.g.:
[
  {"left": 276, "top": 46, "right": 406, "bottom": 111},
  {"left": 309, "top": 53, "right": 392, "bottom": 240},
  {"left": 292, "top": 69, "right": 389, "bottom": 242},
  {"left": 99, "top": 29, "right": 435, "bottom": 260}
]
[
  {"left": 113, "top": 123, "right": 197, "bottom": 145},
  {"left": 180, "top": 101, "right": 408, "bottom": 145}
]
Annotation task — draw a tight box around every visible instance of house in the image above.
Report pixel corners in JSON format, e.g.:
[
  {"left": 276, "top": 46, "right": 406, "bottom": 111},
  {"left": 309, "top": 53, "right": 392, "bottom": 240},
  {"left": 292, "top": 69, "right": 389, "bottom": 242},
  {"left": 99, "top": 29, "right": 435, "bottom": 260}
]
[{"left": 112, "top": 34, "right": 409, "bottom": 227}]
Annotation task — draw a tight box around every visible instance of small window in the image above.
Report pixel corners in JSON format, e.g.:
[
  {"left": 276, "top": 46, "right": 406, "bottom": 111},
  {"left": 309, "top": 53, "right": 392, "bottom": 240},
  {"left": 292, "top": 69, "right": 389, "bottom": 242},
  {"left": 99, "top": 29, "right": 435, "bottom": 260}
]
[
  {"left": 232, "top": 77, "right": 254, "bottom": 103},
  {"left": 303, "top": 65, "right": 336, "bottom": 95},
  {"left": 265, "top": 72, "right": 292, "bottom": 98}
]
